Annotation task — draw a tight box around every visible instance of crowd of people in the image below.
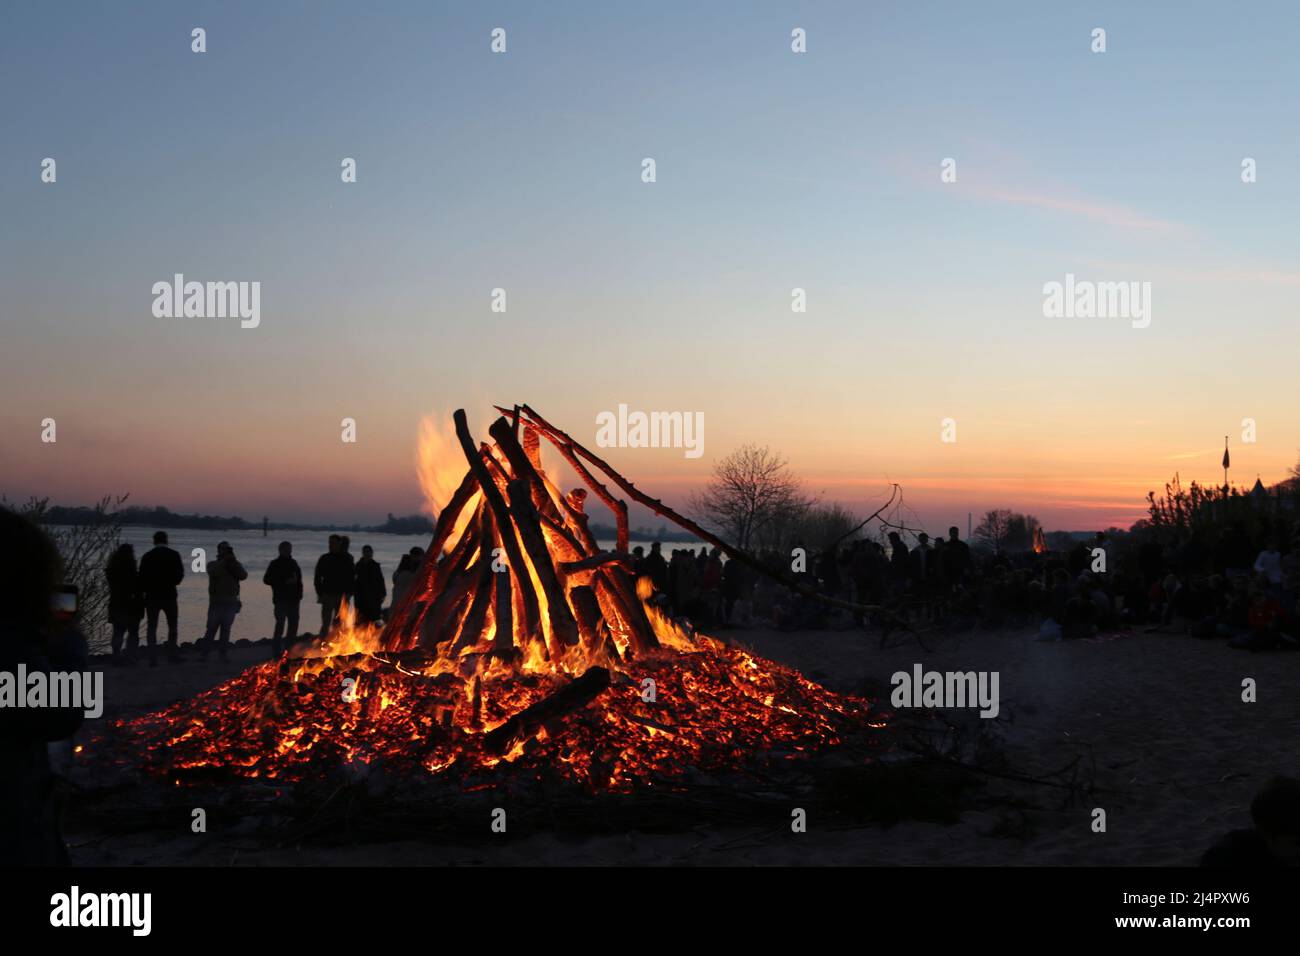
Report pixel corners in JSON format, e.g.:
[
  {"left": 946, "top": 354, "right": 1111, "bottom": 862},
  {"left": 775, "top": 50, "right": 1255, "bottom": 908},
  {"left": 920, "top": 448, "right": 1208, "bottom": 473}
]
[
  {"left": 102, "top": 532, "right": 429, "bottom": 663},
  {"left": 96, "top": 510, "right": 1300, "bottom": 660},
  {"left": 654, "top": 518, "right": 1300, "bottom": 651},
  {"left": 628, "top": 528, "right": 977, "bottom": 632}
]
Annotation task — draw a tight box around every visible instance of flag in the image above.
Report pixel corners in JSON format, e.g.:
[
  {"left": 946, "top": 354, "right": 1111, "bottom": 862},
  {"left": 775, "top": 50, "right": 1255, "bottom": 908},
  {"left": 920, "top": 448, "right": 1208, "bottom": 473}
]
[{"left": 1222, "top": 438, "right": 1230, "bottom": 470}]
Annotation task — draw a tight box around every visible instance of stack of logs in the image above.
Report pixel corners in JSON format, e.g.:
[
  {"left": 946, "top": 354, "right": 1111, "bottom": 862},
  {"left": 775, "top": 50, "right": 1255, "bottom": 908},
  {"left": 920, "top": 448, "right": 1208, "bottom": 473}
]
[
  {"left": 380, "top": 403, "right": 885, "bottom": 669},
  {"left": 379, "top": 407, "right": 661, "bottom": 665}
]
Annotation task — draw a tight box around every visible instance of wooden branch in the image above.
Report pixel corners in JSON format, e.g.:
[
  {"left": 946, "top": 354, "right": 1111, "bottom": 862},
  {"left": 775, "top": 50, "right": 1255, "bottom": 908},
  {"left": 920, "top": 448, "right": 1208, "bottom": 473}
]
[
  {"left": 568, "top": 584, "right": 604, "bottom": 650},
  {"left": 494, "top": 404, "right": 628, "bottom": 551},
  {"left": 830, "top": 484, "right": 901, "bottom": 549},
  {"left": 380, "top": 465, "right": 481, "bottom": 650},
  {"left": 491, "top": 519, "right": 514, "bottom": 651},
  {"left": 514, "top": 404, "right": 885, "bottom": 617},
  {"left": 420, "top": 503, "right": 486, "bottom": 648},
  {"left": 505, "top": 477, "right": 581, "bottom": 656},
  {"left": 450, "top": 513, "right": 497, "bottom": 654},
  {"left": 481, "top": 666, "right": 611, "bottom": 756},
  {"left": 595, "top": 567, "right": 659, "bottom": 655},
  {"left": 536, "top": 510, "right": 586, "bottom": 562},
  {"left": 560, "top": 551, "right": 633, "bottom": 575}
]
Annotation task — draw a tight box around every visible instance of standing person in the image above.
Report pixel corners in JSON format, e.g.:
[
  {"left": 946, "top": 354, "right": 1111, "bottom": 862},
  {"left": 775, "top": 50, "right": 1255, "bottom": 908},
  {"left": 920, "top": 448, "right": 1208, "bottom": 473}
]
[
  {"left": 942, "top": 526, "right": 972, "bottom": 589},
  {"left": 137, "top": 530, "right": 184, "bottom": 664},
  {"left": 315, "top": 535, "right": 355, "bottom": 633},
  {"left": 104, "top": 543, "right": 142, "bottom": 665},
  {"left": 200, "top": 541, "right": 247, "bottom": 661},
  {"left": 643, "top": 541, "right": 668, "bottom": 592},
  {"left": 0, "top": 508, "right": 88, "bottom": 866},
  {"left": 353, "top": 545, "right": 387, "bottom": 624},
  {"left": 887, "top": 532, "right": 910, "bottom": 595},
  {"left": 262, "top": 541, "right": 303, "bottom": 657}
]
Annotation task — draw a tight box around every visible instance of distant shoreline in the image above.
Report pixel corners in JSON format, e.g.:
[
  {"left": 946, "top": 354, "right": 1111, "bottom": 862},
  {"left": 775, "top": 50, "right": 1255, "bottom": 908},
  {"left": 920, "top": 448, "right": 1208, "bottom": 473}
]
[{"left": 32, "top": 502, "right": 702, "bottom": 543}]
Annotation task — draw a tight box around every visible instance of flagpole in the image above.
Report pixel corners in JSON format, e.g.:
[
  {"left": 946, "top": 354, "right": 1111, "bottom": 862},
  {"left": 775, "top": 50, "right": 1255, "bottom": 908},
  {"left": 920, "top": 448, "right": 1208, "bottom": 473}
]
[{"left": 1223, "top": 435, "right": 1229, "bottom": 492}]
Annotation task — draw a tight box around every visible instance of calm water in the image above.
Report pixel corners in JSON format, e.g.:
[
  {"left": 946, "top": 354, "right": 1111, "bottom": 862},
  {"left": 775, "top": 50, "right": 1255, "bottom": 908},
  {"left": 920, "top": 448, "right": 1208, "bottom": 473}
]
[{"left": 102, "top": 526, "right": 699, "bottom": 645}]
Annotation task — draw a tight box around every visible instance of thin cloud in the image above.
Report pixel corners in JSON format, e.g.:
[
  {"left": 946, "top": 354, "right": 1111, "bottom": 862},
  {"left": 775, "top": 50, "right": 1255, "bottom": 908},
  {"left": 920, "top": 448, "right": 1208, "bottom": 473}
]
[{"left": 977, "top": 188, "right": 1188, "bottom": 235}]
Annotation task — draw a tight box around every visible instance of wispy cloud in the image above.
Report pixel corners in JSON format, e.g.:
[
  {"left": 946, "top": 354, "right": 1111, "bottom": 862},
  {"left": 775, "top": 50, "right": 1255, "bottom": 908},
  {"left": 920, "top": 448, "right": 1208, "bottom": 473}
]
[{"left": 975, "top": 188, "right": 1188, "bottom": 234}]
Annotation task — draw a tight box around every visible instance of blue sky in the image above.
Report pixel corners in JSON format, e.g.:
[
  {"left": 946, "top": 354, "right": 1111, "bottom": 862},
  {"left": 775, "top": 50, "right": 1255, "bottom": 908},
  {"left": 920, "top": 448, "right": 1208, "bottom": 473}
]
[{"left": 3, "top": 1, "right": 1298, "bottom": 530}]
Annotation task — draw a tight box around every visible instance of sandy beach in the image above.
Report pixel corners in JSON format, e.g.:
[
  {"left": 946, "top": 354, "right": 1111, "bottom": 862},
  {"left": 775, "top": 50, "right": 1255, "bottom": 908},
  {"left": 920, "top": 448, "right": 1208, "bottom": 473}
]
[{"left": 63, "top": 624, "right": 1300, "bottom": 866}]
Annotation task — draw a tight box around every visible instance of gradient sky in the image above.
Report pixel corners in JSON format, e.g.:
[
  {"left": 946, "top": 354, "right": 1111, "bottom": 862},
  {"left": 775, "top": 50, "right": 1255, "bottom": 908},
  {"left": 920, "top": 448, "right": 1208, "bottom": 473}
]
[{"left": 3, "top": 1, "right": 1299, "bottom": 533}]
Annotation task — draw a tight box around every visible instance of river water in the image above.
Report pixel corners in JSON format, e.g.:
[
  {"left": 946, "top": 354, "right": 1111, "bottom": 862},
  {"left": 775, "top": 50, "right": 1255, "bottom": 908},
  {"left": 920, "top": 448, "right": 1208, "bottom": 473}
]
[{"left": 99, "top": 526, "right": 698, "bottom": 645}]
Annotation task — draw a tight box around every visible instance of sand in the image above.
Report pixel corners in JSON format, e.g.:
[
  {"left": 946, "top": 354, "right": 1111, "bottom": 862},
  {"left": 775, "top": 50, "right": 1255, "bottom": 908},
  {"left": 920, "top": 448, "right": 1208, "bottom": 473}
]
[{"left": 64, "top": 624, "right": 1300, "bottom": 865}]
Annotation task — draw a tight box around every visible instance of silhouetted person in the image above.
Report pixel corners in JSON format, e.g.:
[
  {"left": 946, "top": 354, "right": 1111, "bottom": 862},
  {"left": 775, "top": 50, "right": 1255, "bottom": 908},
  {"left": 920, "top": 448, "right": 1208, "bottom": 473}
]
[
  {"left": 0, "top": 508, "right": 87, "bottom": 865},
  {"left": 138, "top": 530, "right": 184, "bottom": 663},
  {"left": 643, "top": 541, "right": 668, "bottom": 591},
  {"left": 888, "top": 532, "right": 910, "bottom": 594},
  {"left": 104, "top": 543, "right": 142, "bottom": 664},
  {"left": 942, "top": 526, "right": 971, "bottom": 587},
  {"left": 1202, "top": 776, "right": 1300, "bottom": 867},
  {"left": 909, "top": 533, "right": 931, "bottom": 585},
  {"left": 315, "top": 535, "right": 355, "bottom": 633},
  {"left": 263, "top": 540, "right": 303, "bottom": 657},
  {"left": 391, "top": 546, "right": 424, "bottom": 614},
  {"left": 200, "top": 541, "right": 247, "bottom": 661},
  {"left": 353, "top": 545, "right": 386, "bottom": 624}
]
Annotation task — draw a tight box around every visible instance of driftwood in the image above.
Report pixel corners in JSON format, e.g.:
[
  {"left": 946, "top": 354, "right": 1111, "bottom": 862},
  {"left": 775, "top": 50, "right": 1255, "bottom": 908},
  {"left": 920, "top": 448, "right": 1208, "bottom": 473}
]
[
  {"left": 481, "top": 666, "right": 611, "bottom": 756},
  {"left": 375, "top": 401, "right": 887, "bottom": 696},
  {"left": 371, "top": 407, "right": 677, "bottom": 667}
]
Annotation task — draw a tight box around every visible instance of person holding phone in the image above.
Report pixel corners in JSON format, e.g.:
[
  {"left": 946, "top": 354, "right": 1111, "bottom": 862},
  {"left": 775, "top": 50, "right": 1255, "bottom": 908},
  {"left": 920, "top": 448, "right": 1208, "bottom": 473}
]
[{"left": 0, "top": 508, "right": 88, "bottom": 865}]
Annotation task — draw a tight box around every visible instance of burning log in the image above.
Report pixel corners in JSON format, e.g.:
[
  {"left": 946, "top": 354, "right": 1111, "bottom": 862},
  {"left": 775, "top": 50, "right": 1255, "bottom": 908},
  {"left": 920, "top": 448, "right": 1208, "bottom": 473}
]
[
  {"left": 568, "top": 584, "right": 604, "bottom": 650},
  {"left": 450, "top": 515, "right": 498, "bottom": 654},
  {"left": 560, "top": 551, "right": 633, "bottom": 575},
  {"left": 380, "top": 464, "right": 481, "bottom": 649},
  {"left": 482, "top": 666, "right": 612, "bottom": 756},
  {"left": 506, "top": 478, "right": 582, "bottom": 655},
  {"left": 452, "top": 409, "right": 542, "bottom": 644},
  {"left": 419, "top": 501, "right": 487, "bottom": 648}
]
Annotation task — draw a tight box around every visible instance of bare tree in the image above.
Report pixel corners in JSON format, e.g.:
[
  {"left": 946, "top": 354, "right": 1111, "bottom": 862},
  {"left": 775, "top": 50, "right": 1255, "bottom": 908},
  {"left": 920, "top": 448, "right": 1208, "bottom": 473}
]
[
  {"left": 973, "top": 509, "right": 1012, "bottom": 552},
  {"left": 690, "top": 444, "right": 811, "bottom": 550},
  {"left": 6, "top": 495, "right": 127, "bottom": 652}
]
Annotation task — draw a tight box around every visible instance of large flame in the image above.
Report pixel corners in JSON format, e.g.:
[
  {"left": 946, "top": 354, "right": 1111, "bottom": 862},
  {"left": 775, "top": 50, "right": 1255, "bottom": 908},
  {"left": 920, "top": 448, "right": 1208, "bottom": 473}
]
[{"left": 416, "top": 412, "right": 480, "bottom": 543}]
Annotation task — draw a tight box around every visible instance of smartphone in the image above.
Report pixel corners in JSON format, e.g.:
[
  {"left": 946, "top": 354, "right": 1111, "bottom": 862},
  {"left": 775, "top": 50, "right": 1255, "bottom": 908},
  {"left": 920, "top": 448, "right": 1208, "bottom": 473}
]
[{"left": 52, "top": 585, "right": 78, "bottom": 615}]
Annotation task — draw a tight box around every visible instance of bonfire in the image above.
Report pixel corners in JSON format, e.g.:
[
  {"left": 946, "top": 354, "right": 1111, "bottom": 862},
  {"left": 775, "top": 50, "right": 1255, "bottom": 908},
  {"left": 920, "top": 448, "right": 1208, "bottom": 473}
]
[{"left": 102, "top": 406, "right": 889, "bottom": 797}]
